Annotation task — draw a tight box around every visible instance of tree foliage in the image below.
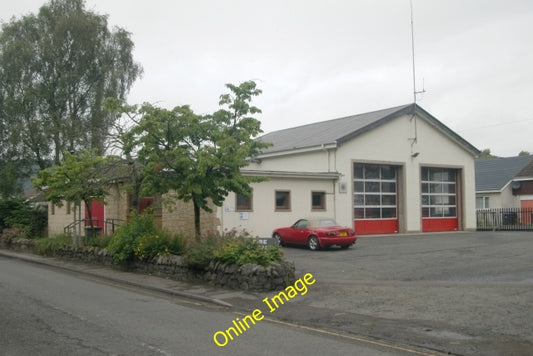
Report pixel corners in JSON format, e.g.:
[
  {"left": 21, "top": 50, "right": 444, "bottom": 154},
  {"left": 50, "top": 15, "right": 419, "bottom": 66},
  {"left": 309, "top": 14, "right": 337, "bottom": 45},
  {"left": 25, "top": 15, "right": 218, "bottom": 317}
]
[
  {"left": 0, "top": 198, "right": 47, "bottom": 237},
  {"left": 32, "top": 150, "right": 117, "bottom": 228},
  {"left": 479, "top": 149, "right": 531, "bottom": 159},
  {"left": 0, "top": 0, "right": 142, "bottom": 196},
  {"left": 108, "top": 81, "right": 270, "bottom": 235},
  {"left": 478, "top": 149, "right": 498, "bottom": 159}
]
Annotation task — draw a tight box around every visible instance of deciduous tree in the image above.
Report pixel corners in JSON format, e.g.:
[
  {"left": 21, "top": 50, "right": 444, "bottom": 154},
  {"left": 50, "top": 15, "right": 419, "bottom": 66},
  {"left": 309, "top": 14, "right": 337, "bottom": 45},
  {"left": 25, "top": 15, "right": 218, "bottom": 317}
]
[
  {"left": 478, "top": 149, "right": 497, "bottom": 159},
  {"left": 0, "top": 0, "right": 142, "bottom": 194},
  {"left": 32, "top": 150, "right": 116, "bottom": 230},
  {"left": 110, "top": 81, "right": 269, "bottom": 235}
]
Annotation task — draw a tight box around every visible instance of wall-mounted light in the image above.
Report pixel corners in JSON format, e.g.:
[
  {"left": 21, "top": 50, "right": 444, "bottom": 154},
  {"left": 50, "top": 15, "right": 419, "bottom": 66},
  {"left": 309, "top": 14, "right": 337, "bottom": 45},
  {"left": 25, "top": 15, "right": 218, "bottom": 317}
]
[{"left": 411, "top": 152, "right": 420, "bottom": 158}]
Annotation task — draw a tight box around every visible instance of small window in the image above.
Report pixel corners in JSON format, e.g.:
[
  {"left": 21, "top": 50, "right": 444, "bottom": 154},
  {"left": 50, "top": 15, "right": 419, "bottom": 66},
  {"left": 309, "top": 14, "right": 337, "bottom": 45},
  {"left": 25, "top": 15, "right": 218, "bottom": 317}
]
[
  {"left": 50, "top": 203, "right": 55, "bottom": 215},
  {"left": 66, "top": 201, "right": 71, "bottom": 215},
  {"left": 236, "top": 193, "right": 252, "bottom": 211},
  {"left": 311, "top": 191, "right": 326, "bottom": 210},
  {"left": 275, "top": 191, "right": 291, "bottom": 211},
  {"left": 476, "top": 196, "right": 489, "bottom": 209}
]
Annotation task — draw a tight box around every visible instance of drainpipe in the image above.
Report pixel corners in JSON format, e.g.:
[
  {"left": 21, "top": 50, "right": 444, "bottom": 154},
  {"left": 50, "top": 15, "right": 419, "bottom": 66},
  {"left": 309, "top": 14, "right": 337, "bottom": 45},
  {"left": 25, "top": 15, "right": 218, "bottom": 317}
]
[{"left": 321, "top": 144, "right": 330, "bottom": 172}]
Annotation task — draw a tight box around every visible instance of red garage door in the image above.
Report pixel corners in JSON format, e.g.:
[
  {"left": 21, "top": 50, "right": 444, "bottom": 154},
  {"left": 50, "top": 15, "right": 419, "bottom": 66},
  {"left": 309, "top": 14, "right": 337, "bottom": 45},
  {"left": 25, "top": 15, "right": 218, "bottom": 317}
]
[
  {"left": 421, "top": 167, "right": 458, "bottom": 232},
  {"left": 353, "top": 163, "right": 399, "bottom": 234}
]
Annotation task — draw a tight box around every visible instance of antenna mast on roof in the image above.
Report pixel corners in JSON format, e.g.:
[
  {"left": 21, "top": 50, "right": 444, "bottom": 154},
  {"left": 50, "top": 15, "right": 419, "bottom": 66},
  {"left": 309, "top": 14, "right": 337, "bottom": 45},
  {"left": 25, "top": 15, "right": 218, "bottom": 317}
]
[
  {"left": 410, "top": 0, "right": 425, "bottom": 104},
  {"left": 408, "top": 0, "right": 423, "bottom": 156}
]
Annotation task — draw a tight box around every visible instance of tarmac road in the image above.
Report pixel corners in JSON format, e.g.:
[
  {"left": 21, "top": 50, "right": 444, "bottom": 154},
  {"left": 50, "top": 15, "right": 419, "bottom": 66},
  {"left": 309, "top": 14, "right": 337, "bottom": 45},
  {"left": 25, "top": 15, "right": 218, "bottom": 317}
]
[
  {"left": 0, "top": 256, "right": 418, "bottom": 356},
  {"left": 275, "top": 231, "right": 533, "bottom": 356},
  {"left": 1, "top": 231, "right": 532, "bottom": 355}
]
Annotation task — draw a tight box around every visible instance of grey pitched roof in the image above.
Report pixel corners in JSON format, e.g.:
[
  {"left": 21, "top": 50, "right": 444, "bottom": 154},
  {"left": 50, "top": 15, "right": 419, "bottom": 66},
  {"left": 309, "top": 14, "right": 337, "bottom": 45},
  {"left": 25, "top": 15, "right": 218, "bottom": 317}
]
[
  {"left": 475, "top": 155, "right": 533, "bottom": 192},
  {"left": 516, "top": 159, "right": 533, "bottom": 178},
  {"left": 258, "top": 103, "right": 479, "bottom": 156}
]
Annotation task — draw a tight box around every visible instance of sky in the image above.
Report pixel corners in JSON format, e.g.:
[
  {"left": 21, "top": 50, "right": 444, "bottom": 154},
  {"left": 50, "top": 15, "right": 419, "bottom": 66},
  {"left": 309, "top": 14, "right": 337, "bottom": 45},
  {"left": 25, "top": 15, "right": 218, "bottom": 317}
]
[{"left": 2, "top": 0, "right": 532, "bottom": 157}]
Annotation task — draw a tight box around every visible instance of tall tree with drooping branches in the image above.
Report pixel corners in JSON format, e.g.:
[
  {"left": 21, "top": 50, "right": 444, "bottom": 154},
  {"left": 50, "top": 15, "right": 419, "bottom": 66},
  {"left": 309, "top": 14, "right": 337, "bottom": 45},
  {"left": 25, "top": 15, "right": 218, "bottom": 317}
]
[{"left": 0, "top": 0, "right": 142, "bottom": 196}]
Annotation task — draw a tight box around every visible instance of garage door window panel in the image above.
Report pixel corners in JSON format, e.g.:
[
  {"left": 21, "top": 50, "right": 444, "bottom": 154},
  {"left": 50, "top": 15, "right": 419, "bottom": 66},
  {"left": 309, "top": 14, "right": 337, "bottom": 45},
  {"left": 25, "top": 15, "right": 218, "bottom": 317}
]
[
  {"left": 382, "top": 208, "right": 396, "bottom": 218},
  {"left": 353, "top": 163, "right": 398, "bottom": 220},
  {"left": 421, "top": 168, "right": 457, "bottom": 218},
  {"left": 365, "top": 194, "right": 380, "bottom": 205},
  {"left": 382, "top": 195, "right": 396, "bottom": 205}
]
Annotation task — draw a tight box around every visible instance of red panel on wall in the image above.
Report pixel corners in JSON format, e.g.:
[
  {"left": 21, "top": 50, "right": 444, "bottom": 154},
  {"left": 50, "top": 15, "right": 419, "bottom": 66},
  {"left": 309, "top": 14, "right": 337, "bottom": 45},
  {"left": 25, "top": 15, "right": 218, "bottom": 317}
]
[
  {"left": 354, "top": 219, "right": 398, "bottom": 235},
  {"left": 422, "top": 218, "right": 457, "bottom": 232}
]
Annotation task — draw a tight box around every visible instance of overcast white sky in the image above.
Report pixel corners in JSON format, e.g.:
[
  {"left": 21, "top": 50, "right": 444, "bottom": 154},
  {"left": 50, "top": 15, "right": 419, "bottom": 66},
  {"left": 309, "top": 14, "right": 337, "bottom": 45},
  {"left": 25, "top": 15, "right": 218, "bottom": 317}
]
[{"left": 2, "top": 0, "right": 532, "bottom": 157}]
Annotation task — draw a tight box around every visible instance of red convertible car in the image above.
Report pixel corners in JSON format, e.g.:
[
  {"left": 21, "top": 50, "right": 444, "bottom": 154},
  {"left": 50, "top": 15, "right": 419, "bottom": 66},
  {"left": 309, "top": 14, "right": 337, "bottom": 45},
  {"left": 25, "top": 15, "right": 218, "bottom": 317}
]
[{"left": 272, "top": 218, "right": 356, "bottom": 250}]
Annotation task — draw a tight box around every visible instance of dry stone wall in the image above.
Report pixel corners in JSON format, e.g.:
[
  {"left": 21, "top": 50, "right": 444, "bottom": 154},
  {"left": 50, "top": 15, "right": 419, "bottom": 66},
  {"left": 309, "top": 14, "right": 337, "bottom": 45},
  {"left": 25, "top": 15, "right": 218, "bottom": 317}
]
[{"left": 0, "top": 238, "right": 295, "bottom": 292}]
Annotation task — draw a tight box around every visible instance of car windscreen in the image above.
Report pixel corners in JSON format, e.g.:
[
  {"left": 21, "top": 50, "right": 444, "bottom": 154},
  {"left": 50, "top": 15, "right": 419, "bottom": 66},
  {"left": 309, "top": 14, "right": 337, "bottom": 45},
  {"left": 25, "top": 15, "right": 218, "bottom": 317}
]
[{"left": 309, "top": 219, "right": 337, "bottom": 227}]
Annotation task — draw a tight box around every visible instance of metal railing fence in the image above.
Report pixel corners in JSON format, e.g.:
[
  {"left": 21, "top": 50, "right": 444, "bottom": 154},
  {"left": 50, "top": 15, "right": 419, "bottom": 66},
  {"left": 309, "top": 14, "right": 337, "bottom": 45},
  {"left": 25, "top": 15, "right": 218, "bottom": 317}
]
[
  {"left": 64, "top": 218, "right": 125, "bottom": 237},
  {"left": 476, "top": 208, "right": 533, "bottom": 231}
]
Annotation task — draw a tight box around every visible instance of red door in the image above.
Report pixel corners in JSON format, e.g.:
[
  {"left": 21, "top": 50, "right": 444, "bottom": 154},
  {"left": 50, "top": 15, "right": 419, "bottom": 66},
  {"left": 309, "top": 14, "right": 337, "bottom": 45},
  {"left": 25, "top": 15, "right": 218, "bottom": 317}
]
[
  {"left": 139, "top": 197, "right": 154, "bottom": 214},
  {"left": 520, "top": 200, "right": 533, "bottom": 224},
  {"left": 85, "top": 199, "right": 105, "bottom": 228}
]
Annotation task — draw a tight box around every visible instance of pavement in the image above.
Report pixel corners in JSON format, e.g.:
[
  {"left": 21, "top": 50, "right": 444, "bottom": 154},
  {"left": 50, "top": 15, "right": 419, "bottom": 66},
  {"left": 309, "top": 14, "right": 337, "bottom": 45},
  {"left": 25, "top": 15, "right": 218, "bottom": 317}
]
[{"left": 0, "top": 248, "right": 253, "bottom": 309}]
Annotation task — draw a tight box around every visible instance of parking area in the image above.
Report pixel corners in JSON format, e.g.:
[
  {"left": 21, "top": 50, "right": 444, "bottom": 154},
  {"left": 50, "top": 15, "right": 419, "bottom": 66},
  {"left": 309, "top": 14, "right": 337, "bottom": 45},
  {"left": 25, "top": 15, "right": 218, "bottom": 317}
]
[{"left": 280, "top": 231, "right": 533, "bottom": 355}]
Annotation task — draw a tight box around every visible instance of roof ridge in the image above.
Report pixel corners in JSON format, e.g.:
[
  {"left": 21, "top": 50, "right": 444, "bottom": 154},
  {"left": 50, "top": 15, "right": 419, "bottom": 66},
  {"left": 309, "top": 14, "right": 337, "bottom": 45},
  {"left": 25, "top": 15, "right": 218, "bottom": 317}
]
[
  {"left": 258, "top": 103, "right": 478, "bottom": 157},
  {"left": 261, "top": 103, "right": 412, "bottom": 136}
]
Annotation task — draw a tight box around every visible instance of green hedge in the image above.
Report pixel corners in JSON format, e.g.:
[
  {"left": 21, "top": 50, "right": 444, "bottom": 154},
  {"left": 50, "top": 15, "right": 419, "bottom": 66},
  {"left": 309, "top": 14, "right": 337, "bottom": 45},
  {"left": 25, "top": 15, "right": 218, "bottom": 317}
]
[{"left": 0, "top": 198, "right": 47, "bottom": 238}]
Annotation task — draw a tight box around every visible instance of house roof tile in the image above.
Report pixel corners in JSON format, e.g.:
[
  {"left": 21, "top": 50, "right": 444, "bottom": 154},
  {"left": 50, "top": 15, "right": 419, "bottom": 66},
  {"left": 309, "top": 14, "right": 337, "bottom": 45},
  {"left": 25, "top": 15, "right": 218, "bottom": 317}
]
[
  {"left": 516, "top": 159, "right": 533, "bottom": 178},
  {"left": 475, "top": 155, "right": 533, "bottom": 192},
  {"left": 257, "top": 103, "right": 478, "bottom": 156}
]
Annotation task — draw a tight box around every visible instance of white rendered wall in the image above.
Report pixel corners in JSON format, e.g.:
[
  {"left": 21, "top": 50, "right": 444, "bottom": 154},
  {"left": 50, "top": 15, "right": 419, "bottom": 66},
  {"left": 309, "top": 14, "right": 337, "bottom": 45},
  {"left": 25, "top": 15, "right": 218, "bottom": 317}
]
[
  {"left": 219, "top": 113, "right": 477, "bottom": 234},
  {"left": 218, "top": 177, "right": 336, "bottom": 237}
]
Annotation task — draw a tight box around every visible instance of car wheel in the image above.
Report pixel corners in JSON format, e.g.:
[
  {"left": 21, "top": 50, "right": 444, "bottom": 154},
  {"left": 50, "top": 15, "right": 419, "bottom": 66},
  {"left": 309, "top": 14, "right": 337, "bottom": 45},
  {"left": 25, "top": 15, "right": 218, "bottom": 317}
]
[
  {"left": 308, "top": 235, "right": 320, "bottom": 251},
  {"left": 273, "top": 233, "right": 283, "bottom": 246}
]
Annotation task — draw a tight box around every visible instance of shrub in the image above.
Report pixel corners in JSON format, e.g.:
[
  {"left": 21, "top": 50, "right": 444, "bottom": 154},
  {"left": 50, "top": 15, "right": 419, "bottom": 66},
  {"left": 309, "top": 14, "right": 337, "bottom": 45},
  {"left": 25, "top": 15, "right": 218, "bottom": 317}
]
[
  {"left": 34, "top": 233, "right": 72, "bottom": 255},
  {"left": 107, "top": 212, "right": 185, "bottom": 264},
  {"left": 107, "top": 213, "right": 156, "bottom": 263},
  {"left": 0, "top": 227, "right": 27, "bottom": 245},
  {"left": 134, "top": 231, "right": 186, "bottom": 261},
  {"left": 182, "top": 235, "right": 221, "bottom": 269},
  {"left": 0, "top": 198, "right": 47, "bottom": 238},
  {"left": 214, "top": 237, "right": 284, "bottom": 267},
  {"left": 86, "top": 234, "right": 112, "bottom": 249}
]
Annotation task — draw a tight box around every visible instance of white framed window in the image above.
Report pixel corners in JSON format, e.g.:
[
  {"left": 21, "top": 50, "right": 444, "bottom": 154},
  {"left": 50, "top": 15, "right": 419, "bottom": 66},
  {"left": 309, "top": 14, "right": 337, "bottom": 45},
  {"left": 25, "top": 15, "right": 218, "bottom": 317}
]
[{"left": 476, "top": 196, "right": 490, "bottom": 209}]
